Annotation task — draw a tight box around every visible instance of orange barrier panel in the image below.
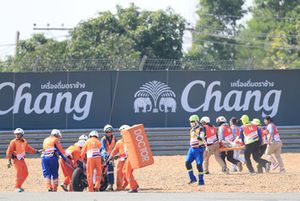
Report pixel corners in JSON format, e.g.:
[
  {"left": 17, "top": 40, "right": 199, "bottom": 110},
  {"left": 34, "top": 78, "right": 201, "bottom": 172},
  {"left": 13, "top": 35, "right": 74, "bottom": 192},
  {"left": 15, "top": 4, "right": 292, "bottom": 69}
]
[{"left": 121, "top": 124, "right": 154, "bottom": 169}]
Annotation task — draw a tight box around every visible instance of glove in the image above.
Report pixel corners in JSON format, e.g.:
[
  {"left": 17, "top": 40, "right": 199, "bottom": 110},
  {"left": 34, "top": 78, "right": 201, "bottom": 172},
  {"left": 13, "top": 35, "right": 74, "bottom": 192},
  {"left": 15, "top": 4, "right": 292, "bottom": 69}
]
[{"left": 7, "top": 159, "right": 12, "bottom": 169}]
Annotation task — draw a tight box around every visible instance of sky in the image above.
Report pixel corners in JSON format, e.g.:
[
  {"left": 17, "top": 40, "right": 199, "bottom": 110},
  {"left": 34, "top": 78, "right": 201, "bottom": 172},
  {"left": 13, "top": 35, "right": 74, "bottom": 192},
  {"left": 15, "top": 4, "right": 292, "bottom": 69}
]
[{"left": 0, "top": 0, "right": 252, "bottom": 59}]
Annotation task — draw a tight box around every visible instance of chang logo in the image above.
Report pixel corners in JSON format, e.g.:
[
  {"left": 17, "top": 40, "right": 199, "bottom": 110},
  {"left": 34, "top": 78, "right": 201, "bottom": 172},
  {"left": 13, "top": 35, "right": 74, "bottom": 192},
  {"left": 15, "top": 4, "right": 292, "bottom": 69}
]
[{"left": 134, "top": 81, "right": 176, "bottom": 113}]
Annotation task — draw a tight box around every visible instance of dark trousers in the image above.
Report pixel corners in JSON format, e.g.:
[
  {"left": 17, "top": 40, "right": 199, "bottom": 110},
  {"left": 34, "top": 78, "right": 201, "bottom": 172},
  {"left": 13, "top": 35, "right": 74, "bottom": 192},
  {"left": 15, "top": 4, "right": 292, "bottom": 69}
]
[
  {"left": 220, "top": 150, "right": 240, "bottom": 165},
  {"left": 244, "top": 141, "right": 269, "bottom": 173},
  {"left": 259, "top": 144, "right": 267, "bottom": 158}
]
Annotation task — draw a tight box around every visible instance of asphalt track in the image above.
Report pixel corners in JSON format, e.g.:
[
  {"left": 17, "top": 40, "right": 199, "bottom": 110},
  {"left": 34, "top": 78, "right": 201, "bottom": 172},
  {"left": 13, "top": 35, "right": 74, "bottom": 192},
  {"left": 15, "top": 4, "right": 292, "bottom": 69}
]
[{"left": 0, "top": 192, "right": 299, "bottom": 201}]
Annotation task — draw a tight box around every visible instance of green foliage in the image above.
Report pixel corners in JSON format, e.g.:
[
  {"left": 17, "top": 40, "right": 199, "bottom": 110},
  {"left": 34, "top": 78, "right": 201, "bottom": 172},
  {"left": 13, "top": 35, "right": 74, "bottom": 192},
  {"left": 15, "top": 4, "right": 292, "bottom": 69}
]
[
  {"left": 188, "top": 0, "right": 247, "bottom": 67},
  {"left": 1, "top": 4, "right": 185, "bottom": 72},
  {"left": 69, "top": 4, "right": 185, "bottom": 62},
  {"left": 237, "top": 0, "right": 300, "bottom": 69}
]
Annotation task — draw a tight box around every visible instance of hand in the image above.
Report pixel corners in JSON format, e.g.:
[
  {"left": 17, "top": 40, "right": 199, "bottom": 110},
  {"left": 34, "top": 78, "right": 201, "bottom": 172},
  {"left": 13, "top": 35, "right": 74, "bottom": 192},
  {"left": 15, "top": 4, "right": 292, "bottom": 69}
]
[{"left": 7, "top": 159, "right": 12, "bottom": 169}]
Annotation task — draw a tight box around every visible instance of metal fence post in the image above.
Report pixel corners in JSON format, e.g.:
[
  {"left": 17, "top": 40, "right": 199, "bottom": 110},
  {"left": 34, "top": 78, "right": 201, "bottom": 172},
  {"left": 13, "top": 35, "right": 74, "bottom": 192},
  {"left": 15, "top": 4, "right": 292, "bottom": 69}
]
[{"left": 139, "top": 55, "right": 148, "bottom": 71}]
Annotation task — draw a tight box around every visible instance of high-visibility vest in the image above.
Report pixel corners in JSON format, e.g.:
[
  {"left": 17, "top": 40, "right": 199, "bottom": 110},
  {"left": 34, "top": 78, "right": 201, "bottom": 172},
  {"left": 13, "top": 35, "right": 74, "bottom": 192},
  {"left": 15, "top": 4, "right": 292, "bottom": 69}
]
[
  {"left": 84, "top": 138, "right": 102, "bottom": 159},
  {"left": 261, "top": 128, "right": 268, "bottom": 144},
  {"left": 43, "top": 137, "right": 56, "bottom": 155},
  {"left": 242, "top": 124, "right": 259, "bottom": 145},
  {"left": 270, "top": 123, "right": 280, "bottom": 142},
  {"left": 6, "top": 138, "right": 36, "bottom": 160},
  {"left": 101, "top": 136, "right": 116, "bottom": 155},
  {"left": 204, "top": 125, "right": 218, "bottom": 145},
  {"left": 111, "top": 139, "right": 127, "bottom": 161},
  {"left": 190, "top": 127, "right": 203, "bottom": 148},
  {"left": 65, "top": 144, "right": 81, "bottom": 162},
  {"left": 221, "top": 125, "right": 234, "bottom": 142}
]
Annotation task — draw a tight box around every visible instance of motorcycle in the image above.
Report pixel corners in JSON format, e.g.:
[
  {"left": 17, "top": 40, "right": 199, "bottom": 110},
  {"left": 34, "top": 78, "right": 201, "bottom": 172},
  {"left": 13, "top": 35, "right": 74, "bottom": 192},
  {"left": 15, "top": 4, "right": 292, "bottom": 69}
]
[{"left": 72, "top": 158, "right": 109, "bottom": 192}]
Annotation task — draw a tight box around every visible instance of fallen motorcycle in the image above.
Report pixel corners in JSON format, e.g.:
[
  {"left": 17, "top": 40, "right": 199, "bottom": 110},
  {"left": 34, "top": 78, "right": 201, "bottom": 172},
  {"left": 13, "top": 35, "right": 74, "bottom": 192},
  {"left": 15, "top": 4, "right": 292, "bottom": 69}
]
[{"left": 72, "top": 159, "right": 109, "bottom": 192}]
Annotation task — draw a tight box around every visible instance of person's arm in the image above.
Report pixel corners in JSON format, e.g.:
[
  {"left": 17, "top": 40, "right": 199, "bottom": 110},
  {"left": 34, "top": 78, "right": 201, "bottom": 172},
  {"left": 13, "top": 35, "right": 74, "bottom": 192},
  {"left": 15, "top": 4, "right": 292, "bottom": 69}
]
[
  {"left": 240, "top": 127, "right": 245, "bottom": 143},
  {"left": 101, "top": 138, "right": 107, "bottom": 151},
  {"left": 218, "top": 127, "right": 224, "bottom": 142},
  {"left": 80, "top": 144, "right": 87, "bottom": 161},
  {"left": 266, "top": 124, "right": 273, "bottom": 143},
  {"left": 198, "top": 127, "right": 205, "bottom": 141},
  {"left": 110, "top": 142, "right": 120, "bottom": 157},
  {"left": 257, "top": 127, "right": 262, "bottom": 143},
  {"left": 71, "top": 150, "right": 81, "bottom": 168},
  {"left": 232, "top": 127, "right": 237, "bottom": 139},
  {"left": 100, "top": 138, "right": 108, "bottom": 157},
  {"left": 6, "top": 141, "right": 15, "bottom": 168},
  {"left": 54, "top": 140, "right": 67, "bottom": 161},
  {"left": 6, "top": 141, "right": 15, "bottom": 159},
  {"left": 25, "top": 143, "right": 37, "bottom": 154}
]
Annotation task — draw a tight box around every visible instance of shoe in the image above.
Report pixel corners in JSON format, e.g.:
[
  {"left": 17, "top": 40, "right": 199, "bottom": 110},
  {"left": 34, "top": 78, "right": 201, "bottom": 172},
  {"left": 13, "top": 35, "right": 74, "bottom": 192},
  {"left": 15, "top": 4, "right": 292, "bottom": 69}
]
[
  {"left": 257, "top": 164, "right": 263, "bottom": 174},
  {"left": 265, "top": 162, "right": 271, "bottom": 173},
  {"left": 107, "top": 185, "right": 114, "bottom": 191},
  {"left": 198, "top": 180, "right": 204, "bottom": 186},
  {"left": 60, "top": 183, "right": 68, "bottom": 192},
  {"left": 48, "top": 188, "right": 53, "bottom": 192},
  {"left": 20, "top": 188, "right": 24, "bottom": 192},
  {"left": 280, "top": 169, "right": 286, "bottom": 174},
  {"left": 221, "top": 167, "right": 229, "bottom": 174},
  {"left": 15, "top": 188, "right": 23, "bottom": 193},
  {"left": 128, "top": 189, "right": 138, "bottom": 193},
  {"left": 237, "top": 162, "right": 243, "bottom": 172},
  {"left": 249, "top": 171, "right": 256, "bottom": 175},
  {"left": 232, "top": 168, "right": 237, "bottom": 172},
  {"left": 205, "top": 171, "right": 210, "bottom": 174},
  {"left": 272, "top": 162, "right": 279, "bottom": 170},
  {"left": 188, "top": 180, "right": 197, "bottom": 184}
]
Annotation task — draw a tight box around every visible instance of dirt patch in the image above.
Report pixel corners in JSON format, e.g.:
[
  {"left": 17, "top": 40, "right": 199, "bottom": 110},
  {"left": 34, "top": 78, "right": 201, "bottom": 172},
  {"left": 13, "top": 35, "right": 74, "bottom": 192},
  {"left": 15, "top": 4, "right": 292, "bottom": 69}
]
[{"left": 1, "top": 153, "right": 300, "bottom": 192}]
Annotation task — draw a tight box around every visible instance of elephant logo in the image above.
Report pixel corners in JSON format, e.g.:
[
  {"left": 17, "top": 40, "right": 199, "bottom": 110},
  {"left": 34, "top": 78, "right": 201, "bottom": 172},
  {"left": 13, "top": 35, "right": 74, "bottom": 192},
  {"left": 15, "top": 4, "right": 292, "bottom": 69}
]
[
  {"left": 134, "top": 97, "right": 152, "bottom": 113},
  {"left": 134, "top": 81, "right": 176, "bottom": 113},
  {"left": 159, "top": 97, "right": 176, "bottom": 112}
]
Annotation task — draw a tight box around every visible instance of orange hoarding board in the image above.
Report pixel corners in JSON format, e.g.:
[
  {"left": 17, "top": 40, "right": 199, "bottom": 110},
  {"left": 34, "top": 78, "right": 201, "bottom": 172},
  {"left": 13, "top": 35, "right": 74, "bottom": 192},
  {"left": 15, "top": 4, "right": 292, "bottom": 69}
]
[{"left": 121, "top": 124, "right": 154, "bottom": 169}]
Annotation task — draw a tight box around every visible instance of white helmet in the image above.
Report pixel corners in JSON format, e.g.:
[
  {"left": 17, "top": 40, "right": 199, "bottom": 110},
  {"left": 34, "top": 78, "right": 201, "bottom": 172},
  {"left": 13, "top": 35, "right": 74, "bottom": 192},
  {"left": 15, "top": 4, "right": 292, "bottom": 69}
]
[
  {"left": 14, "top": 128, "right": 24, "bottom": 136},
  {"left": 119, "top": 125, "right": 130, "bottom": 131},
  {"left": 216, "top": 116, "right": 227, "bottom": 123},
  {"left": 78, "top": 134, "right": 88, "bottom": 141},
  {"left": 200, "top": 116, "right": 210, "bottom": 124},
  {"left": 103, "top": 124, "right": 113, "bottom": 133},
  {"left": 89, "top": 130, "right": 99, "bottom": 138},
  {"left": 51, "top": 129, "right": 62, "bottom": 138},
  {"left": 77, "top": 140, "right": 86, "bottom": 148}
]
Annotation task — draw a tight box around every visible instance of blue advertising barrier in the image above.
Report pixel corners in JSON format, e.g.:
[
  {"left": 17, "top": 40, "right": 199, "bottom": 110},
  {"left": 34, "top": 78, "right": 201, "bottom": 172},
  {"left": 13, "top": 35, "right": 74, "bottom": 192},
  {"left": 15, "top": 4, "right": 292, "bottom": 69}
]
[{"left": 0, "top": 70, "right": 299, "bottom": 129}]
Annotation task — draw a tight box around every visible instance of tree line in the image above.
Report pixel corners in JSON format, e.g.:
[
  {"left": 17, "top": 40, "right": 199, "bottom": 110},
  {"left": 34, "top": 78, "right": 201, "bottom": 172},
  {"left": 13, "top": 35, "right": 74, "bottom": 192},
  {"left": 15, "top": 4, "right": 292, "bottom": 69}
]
[{"left": 1, "top": 1, "right": 300, "bottom": 71}]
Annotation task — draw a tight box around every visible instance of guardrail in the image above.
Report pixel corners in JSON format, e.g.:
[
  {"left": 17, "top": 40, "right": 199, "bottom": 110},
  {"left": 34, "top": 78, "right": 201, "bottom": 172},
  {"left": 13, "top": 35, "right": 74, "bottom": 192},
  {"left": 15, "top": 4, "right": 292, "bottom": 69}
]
[{"left": 1, "top": 126, "right": 300, "bottom": 157}]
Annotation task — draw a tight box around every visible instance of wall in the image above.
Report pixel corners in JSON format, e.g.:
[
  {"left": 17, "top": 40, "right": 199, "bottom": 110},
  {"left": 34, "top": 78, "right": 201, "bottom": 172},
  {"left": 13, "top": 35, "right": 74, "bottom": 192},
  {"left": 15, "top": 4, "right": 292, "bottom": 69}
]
[{"left": 0, "top": 70, "right": 299, "bottom": 129}]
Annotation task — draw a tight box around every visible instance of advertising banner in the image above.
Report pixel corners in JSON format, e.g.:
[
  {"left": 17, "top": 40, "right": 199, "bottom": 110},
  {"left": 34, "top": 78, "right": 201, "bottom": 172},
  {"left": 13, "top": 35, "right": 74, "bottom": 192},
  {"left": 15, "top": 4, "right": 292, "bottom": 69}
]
[{"left": 0, "top": 70, "right": 299, "bottom": 129}]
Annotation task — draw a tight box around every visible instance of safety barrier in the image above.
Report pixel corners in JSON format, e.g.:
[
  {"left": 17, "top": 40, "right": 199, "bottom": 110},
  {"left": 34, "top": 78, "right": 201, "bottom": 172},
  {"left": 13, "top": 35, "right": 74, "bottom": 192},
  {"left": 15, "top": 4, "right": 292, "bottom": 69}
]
[{"left": 1, "top": 126, "right": 300, "bottom": 157}]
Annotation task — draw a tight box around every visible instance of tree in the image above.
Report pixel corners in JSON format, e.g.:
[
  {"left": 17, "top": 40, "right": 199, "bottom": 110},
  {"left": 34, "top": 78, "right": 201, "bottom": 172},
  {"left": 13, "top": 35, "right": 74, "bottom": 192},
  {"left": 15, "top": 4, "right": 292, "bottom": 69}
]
[
  {"left": 1, "top": 4, "right": 186, "bottom": 71},
  {"left": 188, "top": 0, "right": 247, "bottom": 69},
  {"left": 11, "top": 33, "right": 69, "bottom": 71},
  {"left": 68, "top": 4, "right": 185, "bottom": 69},
  {"left": 237, "top": 0, "right": 300, "bottom": 69}
]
